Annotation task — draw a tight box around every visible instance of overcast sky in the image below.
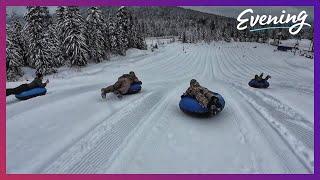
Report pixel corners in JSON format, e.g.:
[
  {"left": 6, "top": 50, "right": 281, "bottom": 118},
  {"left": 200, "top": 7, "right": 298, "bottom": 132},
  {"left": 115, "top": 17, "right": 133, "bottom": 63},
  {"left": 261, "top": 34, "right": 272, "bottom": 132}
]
[{"left": 6, "top": 6, "right": 314, "bottom": 21}]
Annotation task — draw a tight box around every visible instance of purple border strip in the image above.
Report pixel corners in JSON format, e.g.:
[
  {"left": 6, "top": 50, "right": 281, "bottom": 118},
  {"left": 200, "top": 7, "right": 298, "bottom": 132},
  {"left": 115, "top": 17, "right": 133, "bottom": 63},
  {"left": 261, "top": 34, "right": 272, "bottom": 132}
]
[
  {"left": 1, "top": 0, "right": 319, "bottom": 178},
  {"left": 313, "top": 0, "right": 319, "bottom": 175},
  {"left": 5, "top": 0, "right": 318, "bottom": 6}
]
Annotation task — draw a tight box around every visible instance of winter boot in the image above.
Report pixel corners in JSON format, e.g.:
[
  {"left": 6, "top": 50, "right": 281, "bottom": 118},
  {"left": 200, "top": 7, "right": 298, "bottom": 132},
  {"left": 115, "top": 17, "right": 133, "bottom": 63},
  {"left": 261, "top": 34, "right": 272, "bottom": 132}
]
[
  {"left": 265, "top": 75, "right": 271, "bottom": 81},
  {"left": 209, "top": 96, "right": 218, "bottom": 106},
  {"left": 101, "top": 89, "right": 106, "bottom": 99},
  {"left": 6, "top": 89, "right": 13, "bottom": 96},
  {"left": 114, "top": 91, "right": 123, "bottom": 99},
  {"left": 117, "top": 94, "right": 123, "bottom": 99},
  {"left": 209, "top": 104, "right": 217, "bottom": 116}
]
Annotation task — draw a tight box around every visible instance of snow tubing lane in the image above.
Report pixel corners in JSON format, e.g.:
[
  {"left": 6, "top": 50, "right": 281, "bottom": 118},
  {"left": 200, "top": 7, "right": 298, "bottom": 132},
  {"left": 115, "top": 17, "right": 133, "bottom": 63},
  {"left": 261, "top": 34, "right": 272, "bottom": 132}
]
[
  {"left": 126, "top": 82, "right": 142, "bottom": 95},
  {"left": 248, "top": 79, "right": 270, "bottom": 88},
  {"left": 179, "top": 93, "right": 225, "bottom": 116},
  {"left": 15, "top": 87, "right": 47, "bottom": 100}
]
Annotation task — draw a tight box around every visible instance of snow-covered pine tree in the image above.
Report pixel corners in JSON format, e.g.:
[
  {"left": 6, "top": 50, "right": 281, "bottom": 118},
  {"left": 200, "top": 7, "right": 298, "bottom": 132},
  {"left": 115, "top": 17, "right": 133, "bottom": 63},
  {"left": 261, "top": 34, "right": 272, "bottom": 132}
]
[
  {"left": 128, "top": 16, "right": 147, "bottom": 50},
  {"left": 103, "top": 16, "right": 111, "bottom": 57},
  {"left": 214, "top": 24, "right": 223, "bottom": 41},
  {"left": 222, "top": 24, "right": 231, "bottom": 42},
  {"left": 24, "top": 6, "right": 56, "bottom": 74},
  {"left": 135, "top": 31, "right": 147, "bottom": 50},
  {"left": 85, "top": 7, "right": 107, "bottom": 63},
  {"left": 55, "top": 6, "right": 67, "bottom": 61},
  {"left": 8, "top": 20, "right": 26, "bottom": 63},
  {"left": 56, "top": 6, "right": 66, "bottom": 34},
  {"left": 232, "top": 29, "right": 239, "bottom": 42},
  {"left": 48, "top": 24, "right": 65, "bottom": 67},
  {"left": 114, "top": 6, "right": 130, "bottom": 55},
  {"left": 182, "top": 31, "right": 187, "bottom": 43},
  {"left": 63, "top": 6, "right": 89, "bottom": 66},
  {"left": 6, "top": 24, "right": 23, "bottom": 81},
  {"left": 108, "top": 19, "right": 117, "bottom": 54},
  {"left": 209, "top": 20, "right": 216, "bottom": 41},
  {"left": 135, "top": 17, "right": 147, "bottom": 50},
  {"left": 127, "top": 14, "right": 136, "bottom": 48}
]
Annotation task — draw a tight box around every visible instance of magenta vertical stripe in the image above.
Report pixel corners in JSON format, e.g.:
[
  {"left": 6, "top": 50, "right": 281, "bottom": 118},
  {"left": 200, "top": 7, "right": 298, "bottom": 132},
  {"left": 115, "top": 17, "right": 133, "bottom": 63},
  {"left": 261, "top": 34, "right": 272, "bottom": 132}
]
[{"left": 0, "top": 0, "right": 6, "bottom": 175}]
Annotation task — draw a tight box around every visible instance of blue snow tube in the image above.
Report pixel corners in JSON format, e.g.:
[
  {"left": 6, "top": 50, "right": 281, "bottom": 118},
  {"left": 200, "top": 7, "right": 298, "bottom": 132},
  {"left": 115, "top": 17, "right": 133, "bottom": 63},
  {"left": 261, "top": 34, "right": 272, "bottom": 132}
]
[
  {"left": 248, "top": 79, "right": 269, "bottom": 88},
  {"left": 179, "top": 92, "right": 225, "bottom": 116},
  {"left": 15, "top": 87, "right": 47, "bottom": 100},
  {"left": 126, "top": 82, "right": 142, "bottom": 94}
]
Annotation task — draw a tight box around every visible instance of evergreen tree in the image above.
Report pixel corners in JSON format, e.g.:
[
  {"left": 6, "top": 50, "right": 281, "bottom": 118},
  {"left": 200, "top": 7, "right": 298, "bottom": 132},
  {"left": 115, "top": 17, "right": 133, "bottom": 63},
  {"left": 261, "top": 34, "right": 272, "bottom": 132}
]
[
  {"left": 48, "top": 24, "right": 65, "bottom": 67},
  {"left": 85, "top": 7, "right": 107, "bottom": 63},
  {"left": 128, "top": 16, "right": 147, "bottom": 50},
  {"left": 63, "top": 6, "right": 89, "bottom": 66},
  {"left": 222, "top": 25, "right": 231, "bottom": 42},
  {"left": 56, "top": 6, "right": 66, "bottom": 33},
  {"left": 24, "top": 6, "right": 56, "bottom": 74},
  {"left": 55, "top": 6, "right": 67, "bottom": 61},
  {"left": 6, "top": 24, "right": 23, "bottom": 81},
  {"left": 9, "top": 20, "right": 26, "bottom": 63},
  {"left": 127, "top": 14, "right": 136, "bottom": 48},
  {"left": 182, "top": 31, "right": 187, "bottom": 43},
  {"left": 108, "top": 19, "right": 118, "bottom": 54},
  {"left": 114, "top": 6, "right": 130, "bottom": 55},
  {"left": 103, "top": 17, "right": 111, "bottom": 57}
]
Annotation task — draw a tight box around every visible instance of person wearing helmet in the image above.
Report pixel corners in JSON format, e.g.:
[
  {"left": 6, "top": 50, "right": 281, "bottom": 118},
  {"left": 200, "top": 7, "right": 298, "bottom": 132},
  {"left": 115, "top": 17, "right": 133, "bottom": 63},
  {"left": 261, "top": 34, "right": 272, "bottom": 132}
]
[
  {"left": 101, "top": 71, "right": 141, "bottom": 99},
  {"left": 6, "top": 72, "right": 49, "bottom": 96},
  {"left": 183, "top": 79, "right": 219, "bottom": 116}
]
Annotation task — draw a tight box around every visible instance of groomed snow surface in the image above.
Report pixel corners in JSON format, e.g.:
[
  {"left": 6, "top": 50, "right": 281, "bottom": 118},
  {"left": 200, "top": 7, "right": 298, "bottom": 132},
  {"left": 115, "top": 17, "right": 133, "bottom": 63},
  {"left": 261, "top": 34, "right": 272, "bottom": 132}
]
[{"left": 6, "top": 41, "right": 314, "bottom": 174}]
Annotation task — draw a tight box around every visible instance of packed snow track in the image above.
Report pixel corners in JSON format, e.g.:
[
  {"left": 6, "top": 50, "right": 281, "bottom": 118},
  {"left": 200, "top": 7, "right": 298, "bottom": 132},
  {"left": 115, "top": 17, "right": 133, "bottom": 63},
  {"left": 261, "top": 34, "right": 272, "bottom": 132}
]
[{"left": 6, "top": 42, "right": 314, "bottom": 174}]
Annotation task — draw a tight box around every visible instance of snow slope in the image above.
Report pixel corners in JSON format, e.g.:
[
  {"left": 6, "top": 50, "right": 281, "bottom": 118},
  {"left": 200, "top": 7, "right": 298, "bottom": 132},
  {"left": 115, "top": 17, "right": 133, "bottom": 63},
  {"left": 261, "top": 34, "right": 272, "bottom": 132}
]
[{"left": 6, "top": 41, "right": 314, "bottom": 174}]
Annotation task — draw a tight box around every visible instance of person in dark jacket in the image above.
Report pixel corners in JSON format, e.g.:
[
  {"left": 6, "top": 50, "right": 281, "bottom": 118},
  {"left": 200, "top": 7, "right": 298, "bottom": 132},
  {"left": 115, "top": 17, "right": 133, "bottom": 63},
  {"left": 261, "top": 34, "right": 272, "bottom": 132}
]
[
  {"left": 101, "top": 71, "right": 141, "bottom": 99},
  {"left": 6, "top": 73, "right": 49, "bottom": 96},
  {"left": 254, "top": 73, "right": 264, "bottom": 81},
  {"left": 254, "top": 73, "right": 271, "bottom": 82}
]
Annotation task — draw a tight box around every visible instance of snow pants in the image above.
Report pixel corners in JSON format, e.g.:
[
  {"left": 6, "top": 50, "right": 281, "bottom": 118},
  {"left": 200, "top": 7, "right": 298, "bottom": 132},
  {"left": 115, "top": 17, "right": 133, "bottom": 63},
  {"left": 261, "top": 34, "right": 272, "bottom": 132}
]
[{"left": 6, "top": 84, "right": 30, "bottom": 96}]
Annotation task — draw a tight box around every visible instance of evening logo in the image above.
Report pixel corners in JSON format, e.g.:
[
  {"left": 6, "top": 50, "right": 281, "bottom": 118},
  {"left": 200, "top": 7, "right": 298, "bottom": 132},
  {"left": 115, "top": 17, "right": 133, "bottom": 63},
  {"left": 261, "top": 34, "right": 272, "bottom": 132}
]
[{"left": 237, "top": 9, "right": 311, "bottom": 35}]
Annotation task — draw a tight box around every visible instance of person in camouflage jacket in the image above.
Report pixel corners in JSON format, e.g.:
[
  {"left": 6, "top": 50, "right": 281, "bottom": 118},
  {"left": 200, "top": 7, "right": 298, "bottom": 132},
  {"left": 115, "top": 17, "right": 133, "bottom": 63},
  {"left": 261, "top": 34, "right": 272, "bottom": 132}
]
[
  {"left": 101, "top": 71, "right": 141, "bottom": 99},
  {"left": 183, "top": 79, "right": 219, "bottom": 115},
  {"left": 6, "top": 73, "right": 49, "bottom": 96}
]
